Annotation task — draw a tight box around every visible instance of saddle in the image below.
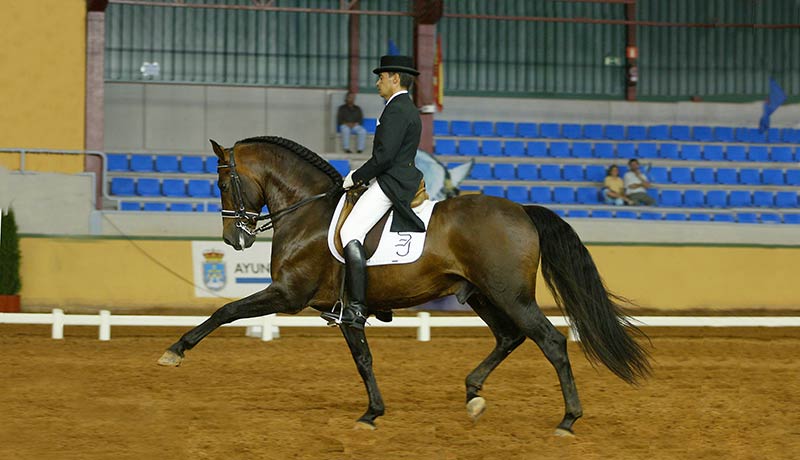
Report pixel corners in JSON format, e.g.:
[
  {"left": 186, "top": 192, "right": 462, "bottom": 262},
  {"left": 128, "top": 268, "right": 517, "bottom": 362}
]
[{"left": 333, "top": 179, "right": 429, "bottom": 259}]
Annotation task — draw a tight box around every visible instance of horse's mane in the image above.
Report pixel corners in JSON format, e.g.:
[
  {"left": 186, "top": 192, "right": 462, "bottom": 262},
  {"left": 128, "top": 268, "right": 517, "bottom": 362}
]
[{"left": 236, "top": 136, "right": 343, "bottom": 185}]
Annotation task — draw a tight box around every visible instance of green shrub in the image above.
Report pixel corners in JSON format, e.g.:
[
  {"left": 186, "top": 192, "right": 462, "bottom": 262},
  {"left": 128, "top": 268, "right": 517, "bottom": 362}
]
[{"left": 0, "top": 208, "right": 21, "bottom": 295}]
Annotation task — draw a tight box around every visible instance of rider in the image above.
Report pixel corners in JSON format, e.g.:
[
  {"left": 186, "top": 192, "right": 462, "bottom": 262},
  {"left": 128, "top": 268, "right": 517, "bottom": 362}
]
[{"left": 321, "top": 55, "right": 426, "bottom": 330}]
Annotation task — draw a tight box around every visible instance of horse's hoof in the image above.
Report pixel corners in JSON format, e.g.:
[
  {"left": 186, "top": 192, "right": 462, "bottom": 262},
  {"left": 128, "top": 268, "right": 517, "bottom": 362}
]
[
  {"left": 466, "top": 397, "right": 486, "bottom": 422},
  {"left": 354, "top": 421, "right": 377, "bottom": 431},
  {"left": 157, "top": 350, "right": 183, "bottom": 367},
  {"left": 554, "top": 428, "right": 575, "bottom": 437}
]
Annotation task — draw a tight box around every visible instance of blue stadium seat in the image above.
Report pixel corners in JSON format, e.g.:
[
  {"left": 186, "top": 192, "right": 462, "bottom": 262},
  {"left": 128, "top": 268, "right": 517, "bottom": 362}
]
[
  {"left": 716, "top": 168, "right": 738, "bottom": 185},
  {"left": 670, "top": 125, "right": 691, "bottom": 141},
  {"left": 143, "top": 202, "right": 167, "bottom": 212},
  {"left": 572, "top": 143, "right": 592, "bottom": 158},
  {"left": 782, "top": 128, "right": 800, "bottom": 143},
  {"left": 473, "top": 121, "right": 494, "bottom": 137},
  {"left": 713, "top": 213, "right": 735, "bottom": 222},
  {"left": 713, "top": 127, "right": 734, "bottom": 142},
  {"left": 110, "top": 178, "right": 135, "bottom": 196},
  {"left": 591, "top": 209, "right": 613, "bottom": 218},
  {"left": 787, "top": 170, "right": 800, "bottom": 186},
  {"left": 775, "top": 191, "right": 798, "bottom": 208},
  {"left": 766, "top": 128, "right": 781, "bottom": 143},
  {"left": 493, "top": 164, "right": 516, "bottom": 180},
  {"left": 747, "top": 128, "right": 767, "bottom": 143},
  {"left": 760, "top": 213, "right": 781, "bottom": 224},
  {"left": 703, "top": 145, "right": 724, "bottom": 161},
  {"left": 483, "top": 185, "right": 504, "bottom": 198},
  {"left": 683, "top": 190, "right": 704, "bottom": 208},
  {"left": 362, "top": 118, "right": 377, "bottom": 134},
  {"left": 170, "top": 203, "right": 194, "bottom": 212},
  {"left": 130, "top": 154, "right": 154, "bottom": 172},
  {"left": 460, "top": 185, "right": 481, "bottom": 192},
  {"left": 726, "top": 146, "right": 747, "bottom": 162},
  {"left": 638, "top": 143, "right": 658, "bottom": 159},
  {"left": 585, "top": 164, "right": 606, "bottom": 182},
  {"left": 692, "top": 126, "right": 713, "bottom": 142},
  {"left": 626, "top": 125, "right": 647, "bottom": 140},
  {"left": 433, "top": 120, "right": 449, "bottom": 136},
  {"left": 328, "top": 159, "right": 350, "bottom": 176},
  {"left": 470, "top": 163, "right": 492, "bottom": 180},
  {"left": 451, "top": 120, "right": 472, "bottom": 136},
  {"left": 107, "top": 154, "right": 129, "bottom": 172},
  {"left": 162, "top": 179, "right": 186, "bottom": 197},
  {"left": 434, "top": 139, "right": 457, "bottom": 155},
  {"left": 762, "top": 169, "right": 784, "bottom": 185},
  {"left": 583, "top": 124, "right": 603, "bottom": 140},
  {"left": 180, "top": 156, "right": 205, "bottom": 173},
  {"left": 119, "top": 201, "right": 141, "bottom": 211},
  {"left": 706, "top": 190, "right": 727, "bottom": 208},
  {"left": 505, "top": 141, "right": 525, "bottom": 157},
  {"left": 616, "top": 210, "right": 638, "bottom": 219},
  {"left": 518, "top": 122, "right": 538, "bottom": 138},
  {"left": 562, "top": 165, "right": 584, "bottom": 181},
  {"left": 688, "top": 213, "right": 712, "bottom": 221},
  {"left": 748, "top": 146, "right": 769, "bottom": 162},
  {"left": 553, "top": 209, "right": 567, "bottom": 218},
  {"left": 540, "top": 123, "right": 560, "bottom": 139},
  {"left": 459, "top": 140, "right": 480, "bottom": 156},
  {"left": 506, "top": 186, "right": 529, "bottom": 203},
  {"left": 617, "top": 143, "right": 635, "bottom": 159},
  {"left": 734, "top": 127, "right": 751, "bottom": 143},
  {"left": 530, "top": 186, "right": 551, "bottom": 203},
  {"left": 648, "top": 166, "right": 668, "bottom": 184},
  {"left": 729, "top": 191, "right": 752, "bottom": 207},
  {"left": 496, "top": 122, "right": 516, "bottom": 138},
  {"left": 785, "top": 214, "right": 800, "bottom": 224},
  {"left": 681, "top": 145, "right": 702, "bottom": 161},
  {"left": 517, "top": 164, "right": 538, "bottom": 180},
  {"left": 693, "top": 167, "right": 715, "bottom": 184},
  {"left": 770, "top": 147, "right": 793, "bottom": 163},
  {"left": 156, "top": 155, "right": 179, "bottom": 172},
  {"left": 594, "top": 143, "right": 614, "bottom": 159},
  {"left": 568, "top": 209, "right": 589, "bottom": 218},
  {"left": 206, "top": 203, "right": 221, "bottom": 213},
  {"left": 659, "top": 143, "right": 679, "bottom": 160},
  {"left": 212, "top": 182, "right": 221, "bottom": 198},
  {"left": 526, "top": 141, "right": 547, "bottom": 157},
  {"left": 739, "top": 168, "right": 760, "bottom": 185},
  {"left": 670, "top": 167, "right": 692, "bottom": 184},
  {"left": 482, "top": 140, "right": 503, "bottom": 156},
  {"left": 753, "top": 191, "right": 774, "bottom": 208},
  {"left": 664, "top": 213, "right": 687, "bottom": 221},
  {"left": 549, "top": 142, "right": 570, "bottom": 158},
  {"left": 648, "top": 125, "right": 669, "bottom": 140},
  {"left": 136, "top": 178, "right": 160, "bottom": 196},
  {"left": 576, "top": 187, "right": 600, "bottom": 204},
  {"left": 205, "top": 156, "right": 218, "bottom": 173},
  {"left": 187, "top": 179, "right": 212, "bottom": 198},
  {"left": 539, "top": 165, "right": 561, "bottom": 181},
  {"left": 553, "top": 187, "right": 575, "bottom": 204},
  {"left": 660, "top": 190, "right": 682, "bottom": 207},
  {"left": 605, "top": 125, "right": 625, "bottom": 140},
  {"left": 737, "top": 212, "right": 759, "bottom": 224}
]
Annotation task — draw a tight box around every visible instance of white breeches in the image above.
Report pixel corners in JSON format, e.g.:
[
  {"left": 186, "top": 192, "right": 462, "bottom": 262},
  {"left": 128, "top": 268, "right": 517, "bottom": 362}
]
[{"left": 340, "top": 180, "right": 393, "bottom": 245}]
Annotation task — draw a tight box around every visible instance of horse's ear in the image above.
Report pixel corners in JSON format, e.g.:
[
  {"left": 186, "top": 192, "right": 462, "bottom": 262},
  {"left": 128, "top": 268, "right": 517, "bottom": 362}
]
[{"left": 209, "top": 139, "right": 227, "bottom": 161}]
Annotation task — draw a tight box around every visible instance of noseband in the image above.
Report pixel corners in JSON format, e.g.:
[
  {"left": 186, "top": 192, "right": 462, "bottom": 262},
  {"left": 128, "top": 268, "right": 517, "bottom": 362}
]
[{"left": 217, "top": 147, "right": 336, "bottom": 235}]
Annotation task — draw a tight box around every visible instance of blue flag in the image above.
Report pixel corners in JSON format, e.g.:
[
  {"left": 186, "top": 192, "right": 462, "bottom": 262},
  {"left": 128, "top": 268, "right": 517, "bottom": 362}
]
[
  {"left": 387, "top": 39, "right": 400, "bottom": 56},
  {"left": 759, "top": 77, "right": 787, "bottom": 134}
]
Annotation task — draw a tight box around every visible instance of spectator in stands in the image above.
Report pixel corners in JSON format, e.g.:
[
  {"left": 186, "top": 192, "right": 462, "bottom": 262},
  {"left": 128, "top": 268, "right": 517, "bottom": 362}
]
[
  {"left": 623, "top": 159, "right": 656, "bottom": 206},
  {"left": 337, "top": 92, "right": 367, "bottom": 153},
  {"left": 602, "top": 165, "right": 633, "bottom": 206}
]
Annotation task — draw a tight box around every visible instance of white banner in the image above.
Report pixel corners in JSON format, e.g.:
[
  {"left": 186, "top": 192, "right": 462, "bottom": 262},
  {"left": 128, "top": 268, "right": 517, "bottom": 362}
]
[{"left": 191, "top": 241, "right": 273, "bottom": 298}]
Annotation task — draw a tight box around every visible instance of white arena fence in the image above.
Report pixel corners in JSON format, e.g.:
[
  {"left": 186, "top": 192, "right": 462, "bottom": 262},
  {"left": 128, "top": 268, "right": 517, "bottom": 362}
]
[{"left": 1, "top": 310, "right": 800, "bottom": 342}]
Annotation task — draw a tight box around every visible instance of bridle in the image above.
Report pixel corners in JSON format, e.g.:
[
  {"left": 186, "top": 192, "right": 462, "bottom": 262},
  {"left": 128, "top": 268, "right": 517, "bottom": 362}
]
[{"left": 217, "top": 147, "right": 337, "bottom": 236}]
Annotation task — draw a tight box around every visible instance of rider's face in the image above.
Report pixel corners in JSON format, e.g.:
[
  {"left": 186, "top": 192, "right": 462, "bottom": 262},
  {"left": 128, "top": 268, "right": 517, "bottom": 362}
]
[{"left": 375, "top": 72, "right": 395, "bottom": 100}]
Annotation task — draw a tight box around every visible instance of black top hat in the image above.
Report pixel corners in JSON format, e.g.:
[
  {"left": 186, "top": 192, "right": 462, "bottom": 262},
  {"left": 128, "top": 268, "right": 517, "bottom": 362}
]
[{"left": 372, "top": 55, "right": 419, "bottom": 76}]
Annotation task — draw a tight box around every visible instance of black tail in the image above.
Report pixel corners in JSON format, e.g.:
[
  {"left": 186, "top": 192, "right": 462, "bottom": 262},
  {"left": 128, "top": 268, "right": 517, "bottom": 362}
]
[{"left": 524, "top": 205, "right": 651, "bottom": 384}]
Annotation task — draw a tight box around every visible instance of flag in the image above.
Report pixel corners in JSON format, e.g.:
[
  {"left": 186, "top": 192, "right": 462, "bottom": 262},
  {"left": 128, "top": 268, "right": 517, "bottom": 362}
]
[
  {"left": 433, "top": 35, "right": 444, "bottom": 112},
  {"left": 759, "top": 77, "right": 787, "bottom": 134},
  {"left": 387, "top": 39, "right": 400, "bottom": 56}
]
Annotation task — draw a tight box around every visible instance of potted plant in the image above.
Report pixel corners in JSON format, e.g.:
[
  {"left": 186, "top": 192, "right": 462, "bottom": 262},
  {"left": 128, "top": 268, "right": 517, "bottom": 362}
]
[{"left": 0, "top": 208, "right": 22, "bottom": 312}]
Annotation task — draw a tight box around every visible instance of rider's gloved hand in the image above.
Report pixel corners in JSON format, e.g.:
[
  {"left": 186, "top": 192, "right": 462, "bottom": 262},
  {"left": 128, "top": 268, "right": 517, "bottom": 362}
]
[{"left": 343, "top": 170, "right": 356, "bottom": 189}]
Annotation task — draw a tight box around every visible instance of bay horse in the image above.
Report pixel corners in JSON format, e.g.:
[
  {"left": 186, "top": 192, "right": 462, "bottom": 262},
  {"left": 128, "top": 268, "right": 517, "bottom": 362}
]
[{"left": 157, "top": 136, "right": 650, "bottom": 435}]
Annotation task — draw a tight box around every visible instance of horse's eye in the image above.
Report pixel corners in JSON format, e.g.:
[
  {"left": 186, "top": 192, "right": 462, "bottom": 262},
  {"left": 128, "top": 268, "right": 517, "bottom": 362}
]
[{"left": 218, "top": 181, "right": 228, "bottom": 192}]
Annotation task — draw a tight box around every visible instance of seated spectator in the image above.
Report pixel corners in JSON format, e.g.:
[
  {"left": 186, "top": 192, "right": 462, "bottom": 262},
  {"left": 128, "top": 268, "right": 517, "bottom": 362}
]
[
  {"left": 623, "top": 159, "right": 656, "bottom": 206},
  {"left": 602, "top": 165, "right": 633, "bottom": 205},
  {"left": 337, "top": 92, "right": 367, "bottom": 153}
]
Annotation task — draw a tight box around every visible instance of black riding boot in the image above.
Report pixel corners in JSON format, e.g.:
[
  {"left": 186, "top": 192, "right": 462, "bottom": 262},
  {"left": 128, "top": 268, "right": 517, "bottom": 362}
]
[{"left": 322, "top": 240, "right": 369, "bottom": 330}]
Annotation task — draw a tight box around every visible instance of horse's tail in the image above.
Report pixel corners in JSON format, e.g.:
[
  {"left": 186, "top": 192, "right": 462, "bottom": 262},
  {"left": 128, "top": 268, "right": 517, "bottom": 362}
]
[{"left": 523, "top": 205, "right": 651, "bottom": 384}]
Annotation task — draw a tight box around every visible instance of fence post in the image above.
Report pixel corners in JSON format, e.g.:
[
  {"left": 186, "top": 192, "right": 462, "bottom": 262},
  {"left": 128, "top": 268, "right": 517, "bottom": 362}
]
[
  {"left": 417, "top": 312, "right": 431, "bottom": 342},
  {"left": 99, "top": 310, "right": 111, "bottom": 341},
  {"left": 52, "top": 309, "right": 64, "bottom": 340},
  {"left": 260, "top": 314, "right": 274, "bottom": 341}
]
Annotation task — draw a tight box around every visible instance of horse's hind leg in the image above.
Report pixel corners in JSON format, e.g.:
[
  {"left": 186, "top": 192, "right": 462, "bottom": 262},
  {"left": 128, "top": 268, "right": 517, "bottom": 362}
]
[
  {"left": 465, "top": 293, "right": 526, "bottom": 422},
  {"left": 339, "top": 325, "right": 385, "bottom": 429}
]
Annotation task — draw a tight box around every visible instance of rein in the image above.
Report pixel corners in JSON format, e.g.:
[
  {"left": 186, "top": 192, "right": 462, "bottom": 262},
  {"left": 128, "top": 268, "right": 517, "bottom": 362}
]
[{"left": 218, "top": 147, "right": 338, "bottom": 236}]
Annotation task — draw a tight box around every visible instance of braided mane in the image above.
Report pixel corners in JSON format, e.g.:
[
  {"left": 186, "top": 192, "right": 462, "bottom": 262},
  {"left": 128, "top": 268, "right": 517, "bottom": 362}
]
[{"left": 236, "top": 136, "right": 343, "bottom": 186}]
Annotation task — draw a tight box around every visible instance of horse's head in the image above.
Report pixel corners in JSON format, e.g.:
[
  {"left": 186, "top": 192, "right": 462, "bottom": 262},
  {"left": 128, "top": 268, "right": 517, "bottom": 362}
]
[{"left": 211, "top": 139, "right": 263, "bottom": 250}]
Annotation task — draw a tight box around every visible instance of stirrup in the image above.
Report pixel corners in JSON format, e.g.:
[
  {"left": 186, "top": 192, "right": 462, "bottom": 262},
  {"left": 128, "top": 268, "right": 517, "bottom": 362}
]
[{"left": 322, "top": 300, "right": 344, "bottom": 327}]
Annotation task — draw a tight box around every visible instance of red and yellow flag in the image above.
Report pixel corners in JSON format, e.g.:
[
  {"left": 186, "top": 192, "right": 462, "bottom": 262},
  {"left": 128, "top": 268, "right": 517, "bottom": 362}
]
[{"left": 433, "top": 35, "right": 444, "bottom": 112}]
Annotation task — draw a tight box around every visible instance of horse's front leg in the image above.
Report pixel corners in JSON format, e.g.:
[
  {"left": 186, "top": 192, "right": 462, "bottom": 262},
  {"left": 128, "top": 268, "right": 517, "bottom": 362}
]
[
  {"left": 157, "top": 284, "right": 301, "bottom": 366},
  {"left": 339, "top": 325, "right": 385, "bottom": 429}
]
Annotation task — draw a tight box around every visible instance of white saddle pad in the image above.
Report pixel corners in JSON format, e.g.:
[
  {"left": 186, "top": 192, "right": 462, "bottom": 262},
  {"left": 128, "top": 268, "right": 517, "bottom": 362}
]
[{"left": 327, "top": 194, "right": 437, "bottom": 266}]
